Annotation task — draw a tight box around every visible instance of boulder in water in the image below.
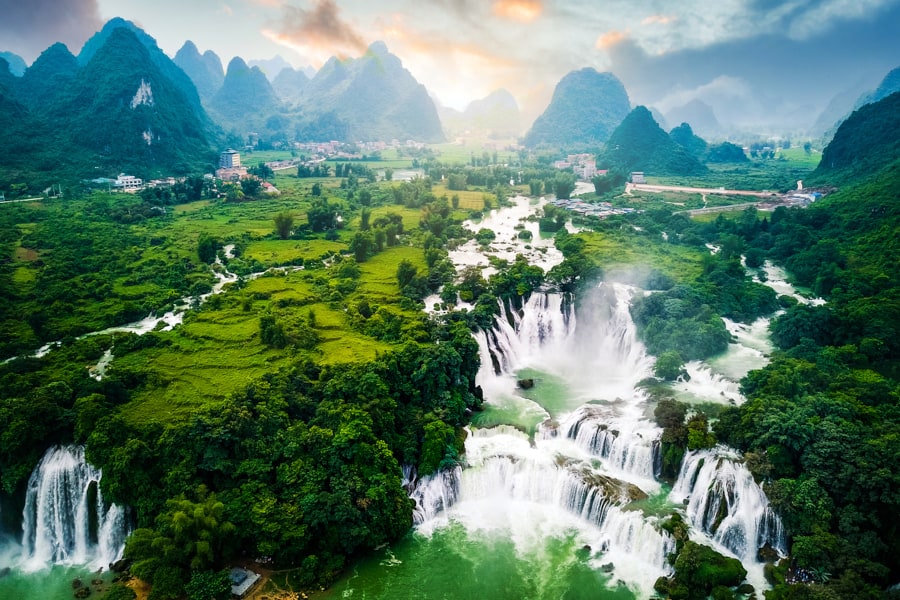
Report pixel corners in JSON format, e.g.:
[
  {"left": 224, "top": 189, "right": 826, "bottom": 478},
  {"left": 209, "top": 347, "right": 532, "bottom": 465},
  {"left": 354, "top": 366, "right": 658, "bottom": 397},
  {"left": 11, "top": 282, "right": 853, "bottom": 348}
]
[
  {"left": 757, "top": 542, "right": 779, "bottom": 563},
  {"left": 517, "top": 378, "right": 535, "bottom": 389}
]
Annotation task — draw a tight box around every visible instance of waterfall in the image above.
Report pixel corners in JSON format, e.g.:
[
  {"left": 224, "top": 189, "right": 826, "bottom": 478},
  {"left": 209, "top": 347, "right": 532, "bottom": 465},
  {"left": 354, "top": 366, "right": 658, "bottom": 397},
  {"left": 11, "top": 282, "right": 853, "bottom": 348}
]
[
  {"left": 407, "top": 466, "right": 462, "bottom": 525},
  {"left": 558, "top": 407, "right": 662, "bottom": 482},
  {"left": 477, "top": 293, "right": 575, "bottom": 379},
  {"left": 674, "top": 361, "right": 745, "bottom": 405},
  {"left": 21, "top": 446, "right": 128, "bottom": 571},
  {"left": 408, "top": 278, "right": 787, "bottom": 598},
  {"left": 670, "top": 447, "right": 787, "bottom": 562}
]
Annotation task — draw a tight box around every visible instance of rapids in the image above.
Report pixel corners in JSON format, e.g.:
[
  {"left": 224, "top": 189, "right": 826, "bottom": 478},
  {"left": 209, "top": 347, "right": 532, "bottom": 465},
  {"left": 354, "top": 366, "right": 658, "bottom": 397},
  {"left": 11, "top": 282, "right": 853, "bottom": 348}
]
[{"left": 385, "top": 196, "right": 788, "bottom": 598}]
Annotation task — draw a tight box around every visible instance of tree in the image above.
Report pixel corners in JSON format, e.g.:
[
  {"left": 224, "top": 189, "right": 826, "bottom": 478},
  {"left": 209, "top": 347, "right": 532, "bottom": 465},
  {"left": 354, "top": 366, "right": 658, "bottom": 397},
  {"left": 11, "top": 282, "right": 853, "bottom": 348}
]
[
  {"left": 349, "top": 231, "right": 375, "bottom": 262},
  {"left": 197, "top": 233, "right": 219, "bottom": 264},
  {"left": 397, "top": 259, "right": 418, "bottom": 289},
  {"left": 185, "top": 570, "right": 231, "bottom": 600},
  {"left": 655, "top": 350, "right": 686, "bottom": 381},
  {"left": 384, "top": 168, "right": 393, "bottom": 182},
  {"left": 273, "top": 211, "right": 294, "bottom": 240},
  {"left": 249, "top": 162, "right": 274, "bottom": 180},
  {"left": 240, "top": 178, "right": 262, "bottom": 198},
  {"left": 553, "top": 173, "right": 576, "bottom": 199},
  {"left": 307, "top": 198, "right": 337, "bottom": 232},
  {"left": 126, "top": 486, "right": 236, "bottom": 599}
]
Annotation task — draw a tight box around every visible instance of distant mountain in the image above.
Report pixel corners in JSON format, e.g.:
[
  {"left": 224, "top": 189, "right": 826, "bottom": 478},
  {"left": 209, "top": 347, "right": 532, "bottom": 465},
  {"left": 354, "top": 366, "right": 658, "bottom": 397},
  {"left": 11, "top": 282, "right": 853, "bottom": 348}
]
[
  {"left": 818, "top": 66, "right": 900, "bottom": 142},
  {"left": 814, "top": 91, "right": 900, "bottom": 183},
  {"left": 811, "top": 83, "right": 867, "bottom": 138},
  {"left": 0, "top": 51, "right": 26, "bottom": 76},
  {"left": 523, "top": 68, "right": 630, "bottom": 147},
  {"left": 272, "top": 67, "right": 309, "bottom": 104},
  {"left": 439, "top": 89, "right": 523, "bottom": 137},
  {"left": 297, "top": 41, "right": 444, "bottom": 142},
  {"left": 664, "top": 99, "right": 721, "bottom": 139},
  {"left": 463, "top": 89, "right": 523, "bottom": 136},
  {"left": 208, "top": 57, "right": 281, "bottom": 127},
  {"left": 248, "top": 56, "right": 293, "bottom": 82},
  {"left": 857, "top": 66, "right": 900, "bottom": 109},
  {"left": 600, "top": 106, "right": 707, "bottom": 176},
  {"left": 669, "top": 123, "right": 707, "bottom": 158},
  {"left": 18, "top": 43, "right": 79, "bottom": 109},
  {"left": 173, "top": 41, "right": 224, "bottom": 101},
  {"left": 78, "top": 18, "right": 208, "bottom": 126}
]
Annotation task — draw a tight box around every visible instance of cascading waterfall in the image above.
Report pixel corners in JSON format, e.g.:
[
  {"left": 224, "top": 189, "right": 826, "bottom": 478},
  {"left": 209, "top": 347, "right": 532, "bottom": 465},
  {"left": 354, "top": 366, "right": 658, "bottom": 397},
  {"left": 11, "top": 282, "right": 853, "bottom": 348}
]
[
  {"left": 20, "top": 445, "right": 128, "bottom": 571},
  {"left": 406, "top": 465, "right": 462, "bottom": 525},
  {"left": 405, "top": 280, "right": 788, "bottom": 598},
  {"left": 671, "top": 447, "right": 787, "bottom": 562},
  {"left": 675, "top": 361, "right": 745, "bottom": 405},
  {"left": 557, "top": 407, "right": 662, "bottom": 482},
  {"left": 477, "top": 293, "right": 575, "bottom": 379}
]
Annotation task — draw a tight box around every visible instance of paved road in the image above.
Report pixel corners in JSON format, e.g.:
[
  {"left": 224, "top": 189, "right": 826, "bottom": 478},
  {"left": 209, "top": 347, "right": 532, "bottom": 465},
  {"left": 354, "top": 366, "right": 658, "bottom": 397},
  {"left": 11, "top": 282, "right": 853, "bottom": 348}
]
[
  {"left": 0, "top": 197, "right": 43, "bottom": 204},
  {"left": 627, "top": 183, "right": 778, "bottom": 198}
]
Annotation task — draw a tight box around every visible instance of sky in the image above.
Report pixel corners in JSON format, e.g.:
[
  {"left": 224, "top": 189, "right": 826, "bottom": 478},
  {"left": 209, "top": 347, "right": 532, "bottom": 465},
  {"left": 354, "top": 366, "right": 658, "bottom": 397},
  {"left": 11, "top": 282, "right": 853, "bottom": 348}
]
[{"left": 2, "top": 0, "right": 900, "bottom": 132}]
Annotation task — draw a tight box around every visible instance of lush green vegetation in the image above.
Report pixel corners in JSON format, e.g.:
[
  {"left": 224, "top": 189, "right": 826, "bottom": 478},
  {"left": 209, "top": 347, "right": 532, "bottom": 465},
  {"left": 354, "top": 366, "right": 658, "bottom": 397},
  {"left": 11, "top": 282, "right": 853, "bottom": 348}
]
[
  {"left": 0, "top": 161, "right": 494, "bottom": 597},
  {"left": 599, "top": 106, "right": 707, "bottom": 176},
  {"left": 523, "top": 68, "right": 630, "bottom": 148}
]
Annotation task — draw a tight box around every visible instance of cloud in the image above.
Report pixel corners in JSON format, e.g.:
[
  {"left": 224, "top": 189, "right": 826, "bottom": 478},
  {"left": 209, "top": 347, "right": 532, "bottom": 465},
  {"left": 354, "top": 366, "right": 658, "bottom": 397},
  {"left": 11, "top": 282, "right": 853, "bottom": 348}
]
[
  {"left": 595, "top": 30, "right": 629, "bottom": 49},
  {"left": 641, "top": 14, "right": 677, "bottom": 26},
  {"left": 493, "top": 0, "right": 542, "bottom": 22},
  {"left": 786, "top": 0, "right": 897, "bottom": 39},
  {"left": 266, "top": 0, "right": 367, "bottom": 64},
  {"left": 376, "top": 15, "right": 524, "bottom": 109},
  {"left": 0, "top": 0, "right": 103, "bottom": 62}
]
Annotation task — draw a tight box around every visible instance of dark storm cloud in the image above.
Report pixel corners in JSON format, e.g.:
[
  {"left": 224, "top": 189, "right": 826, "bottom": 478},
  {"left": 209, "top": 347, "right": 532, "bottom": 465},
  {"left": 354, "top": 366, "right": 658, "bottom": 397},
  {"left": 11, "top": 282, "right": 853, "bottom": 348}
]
[
  {"left": 0, "top": 0, "right": 103, "bottom": 63},
  {"left": 272, "top": 0, "right": 367, "bottom": 57}
]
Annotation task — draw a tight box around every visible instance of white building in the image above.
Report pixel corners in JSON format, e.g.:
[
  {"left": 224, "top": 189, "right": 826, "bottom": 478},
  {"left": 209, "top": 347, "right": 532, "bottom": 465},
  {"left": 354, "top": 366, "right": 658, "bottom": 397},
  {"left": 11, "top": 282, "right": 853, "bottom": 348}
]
[
  {"left": 219, "top": 148, "right": 241, "bottom": 169},
  {"left": 114, "top": 173, "right": 143, "bottom": 191}
]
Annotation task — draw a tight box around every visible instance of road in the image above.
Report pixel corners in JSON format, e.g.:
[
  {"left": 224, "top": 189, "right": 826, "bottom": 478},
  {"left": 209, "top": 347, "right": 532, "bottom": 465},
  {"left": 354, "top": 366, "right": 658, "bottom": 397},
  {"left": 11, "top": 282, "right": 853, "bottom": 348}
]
[
  {"left": 0, "top": 197, "right": 43, "bottom": 204},
  {"left": 626, "top": 183, "right": 778, "bottom": 198}
]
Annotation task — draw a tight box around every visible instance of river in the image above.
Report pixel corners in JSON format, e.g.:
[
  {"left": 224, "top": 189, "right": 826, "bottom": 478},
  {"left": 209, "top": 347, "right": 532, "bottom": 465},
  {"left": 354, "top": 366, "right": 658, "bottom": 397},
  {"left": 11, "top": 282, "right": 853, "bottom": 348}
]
[
  {"left": 321, "top": 196, "right": 793, "bottom": 599},
  {"left": 1, "top": 195, "right": 804, "bottom": 599}
]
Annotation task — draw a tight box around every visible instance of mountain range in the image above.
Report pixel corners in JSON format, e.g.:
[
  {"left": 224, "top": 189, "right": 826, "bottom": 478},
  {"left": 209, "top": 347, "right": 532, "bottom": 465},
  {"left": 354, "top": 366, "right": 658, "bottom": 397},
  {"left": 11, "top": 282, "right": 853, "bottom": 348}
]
[
  {"left": 0, "top": 23, "right": 216, "bottom": 184},
  {"left": 814, "top": 90, "right": 900, "bottom": 182}
]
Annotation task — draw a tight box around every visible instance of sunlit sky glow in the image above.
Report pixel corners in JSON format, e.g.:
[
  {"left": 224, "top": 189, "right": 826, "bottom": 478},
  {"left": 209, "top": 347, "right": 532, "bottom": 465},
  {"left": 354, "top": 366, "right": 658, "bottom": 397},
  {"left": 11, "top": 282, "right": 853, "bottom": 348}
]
[{"left": 3, "top": 0, "right": 900, "bottom": 128}]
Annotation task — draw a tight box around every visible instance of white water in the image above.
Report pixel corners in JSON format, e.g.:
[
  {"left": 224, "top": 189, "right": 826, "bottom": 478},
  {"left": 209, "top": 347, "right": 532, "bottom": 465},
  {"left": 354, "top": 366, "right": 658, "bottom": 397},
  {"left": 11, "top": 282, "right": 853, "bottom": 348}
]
[
  {"left": 449, "top": 195, "right": 564, "bottom": 277},
  {"left": 17, "top": 446, "right": 128, "bottom": 572},
  {"left": 671, "top": 448, "right": 786, "bottom": 590},
  {"left": 411, "top": 283, "right": 679, "bottom": 598},
  {"left": 406, "top": 196, "right": 790, "bottom": 596}
]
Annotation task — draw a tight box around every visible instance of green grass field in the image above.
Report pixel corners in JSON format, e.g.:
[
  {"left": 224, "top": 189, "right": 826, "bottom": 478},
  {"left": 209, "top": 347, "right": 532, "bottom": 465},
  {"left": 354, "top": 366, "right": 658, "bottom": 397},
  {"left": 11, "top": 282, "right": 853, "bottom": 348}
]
[{"left": 431, "top": 183, "right": 492, "bottom": 210}]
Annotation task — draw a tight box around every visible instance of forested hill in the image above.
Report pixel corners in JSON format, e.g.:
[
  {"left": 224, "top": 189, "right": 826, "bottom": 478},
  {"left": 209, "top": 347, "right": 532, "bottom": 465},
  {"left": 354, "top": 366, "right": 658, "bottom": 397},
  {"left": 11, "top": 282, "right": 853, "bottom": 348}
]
[
  {"left": 173, "top": 40, "right": 225, "bottom": 102},
  {"left": 296, "top": 41, "right": 445, "bottom": 143},
  {"left": 599, "top": 106, "right": 707, "bottom": 176},
  {"left": 523, "top": 68, "right": 631, "bottom": 148},
  {"left": 78, "top": 17, "right": 209, "bottom": 128},
  {"left": 0, "top": 26, "right": 215, "bottom": 186},
  {"left": 813, "top": 90, "right": 900, "bottom": 183},
  {"left": 208, "top": 56, "right": 281, "bottom": 128}
]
